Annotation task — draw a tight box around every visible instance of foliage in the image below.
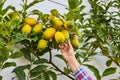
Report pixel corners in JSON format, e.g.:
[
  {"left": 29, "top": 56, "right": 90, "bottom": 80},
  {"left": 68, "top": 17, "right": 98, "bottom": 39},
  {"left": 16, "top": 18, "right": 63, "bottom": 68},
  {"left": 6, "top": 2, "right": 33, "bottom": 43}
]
[{"left": 0, "top": 0, "right": 120, "bottom": 80}]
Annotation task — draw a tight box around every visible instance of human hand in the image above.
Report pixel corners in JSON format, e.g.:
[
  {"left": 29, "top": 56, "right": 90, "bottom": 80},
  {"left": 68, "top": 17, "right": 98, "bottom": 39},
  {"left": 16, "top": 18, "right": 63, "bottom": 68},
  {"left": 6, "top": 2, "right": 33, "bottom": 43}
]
[
  {"left": 59, "top": 40, "right": 80, "bottom": 72},
  {"left": 59, "top": 40, "right": 75, "bottom": 62}
]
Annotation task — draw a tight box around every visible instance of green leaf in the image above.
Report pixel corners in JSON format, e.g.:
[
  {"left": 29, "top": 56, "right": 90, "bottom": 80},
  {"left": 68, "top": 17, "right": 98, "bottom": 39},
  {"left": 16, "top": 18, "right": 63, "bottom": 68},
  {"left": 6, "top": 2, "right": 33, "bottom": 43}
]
[
  {"left": 47, "top": 70, "right": 57, "bottom": 80},
  {"left": 31, "top": 78, "right": 40, "bottom": 80},
  {"left": 33, "top": 58, "right": 48, "bottom": 64},
  {"left": 36, "top": 47, "right": 51, "bottom": 56},
  {"left": 84, "top": 64, "right": 101, "bottom": 80},
  {"left": 106, "top": 60, "right": 112, "bottom": 67},
  {"left": 102, "top": 67, "right": 117, "bottom": 77},
  {"left": 0, "top": 47, "right": 9, "bottom": 63},
  {"left": 21, "top": 48, "right": 32, "bottom": 62},
  {"left": 12, "top": 65, "right": 30, "bottom": 80},
  {"left": 9, "top": 51, "right": 23, "bottom": 59},
  {"left": 50, "top": 9, "right": 59, "bottom": 17},
  {"left": 3, "top": 5, "right": 15, "bottom": 14},
  {"left": 11, "top": 33, "right": 27, "bottom": 43},
  {"left": 55, "top": 54, "right": 66, "bottom": 62},
  {"left": 30, "top": 65, "right": 47, "bottom": 73},
  {"left": 88, "top": 52, "right": 97, "bottom": 57},
  {"left": 2, "top": 62, "right": 16, "bottom": 69},
  {"left": 14, "top": 70, "right": 26, "bottom": 80},
  {"left": 43, "top": 73, "right": 50, "bottom": 80},
  {"left": 0, "top": 38, "right": 5, "bottom": 46},
  {"left": 30, "top": 65, "right": 47, "bottom": 78},
  {"left": 64, "top": 67, "right": 71, "bottom": 74},
  {"left": 0, "top": 0, "right": 6, "bottom": 10},
  {"left": 68, "top": 0, "right": 77, "bottom": 10},
  {"left": 117, "top": 58, "right": 120, "bottom": 65},
  {"left": 12, "top": 64, "right": 30, "bottom": 71},
  {"left": 6, "top": 44, "right": 14, "bottom": 52},
  {"left": 110, "top": 45, "right": 120, "bottom": 55},
  {"left": 0, "top": 75, "right": 2, "bottom": 80}
]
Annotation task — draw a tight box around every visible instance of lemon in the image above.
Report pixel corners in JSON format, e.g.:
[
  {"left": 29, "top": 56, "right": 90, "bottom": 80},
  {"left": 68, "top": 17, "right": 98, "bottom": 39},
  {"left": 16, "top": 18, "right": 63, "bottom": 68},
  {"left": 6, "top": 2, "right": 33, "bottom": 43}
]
[
  {"left": 51, "top": 18, "right": 63, "bottom": 29},
  {"left": 49, "top": 14, "right": 55, "bottom": 20},
  {"left": 61, "top": 30, "right": 69, "bottom": 40},
  {"left": 44, "top": 27, "right": 56, "bottom": 40},
  {"left": 24, "top": 17, "right": 37, "bottom": 25},
  {"left": 71, "top": 36, "right": 79, "bottom": 48},
  {"left": 76, "top": 30, "right": 82, "bottom": 38},
  {"left": 64, "top": 21, "right": 74, "bottom": 30},
  {"left": 37, "top": 39, "right": 47, "bottom": 50},
  {"left": 55, "top": 31, "right": 65, "bottom": 44},
  {"left": 21, "top": 24, "right": 32, "bottom": 34},
  {"left": 77, "top": 32, "right": 83, "bottom": 38},
  {"left": 33, "top": 23, "right": 42, "bottom": 34}
]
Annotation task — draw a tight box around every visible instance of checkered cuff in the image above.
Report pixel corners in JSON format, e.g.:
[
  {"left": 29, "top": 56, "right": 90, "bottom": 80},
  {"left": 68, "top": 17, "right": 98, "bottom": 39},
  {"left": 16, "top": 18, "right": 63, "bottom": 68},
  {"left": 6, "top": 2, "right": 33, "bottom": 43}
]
[{"left": 73, "top": 66, "right": 93, "bottom": 80}]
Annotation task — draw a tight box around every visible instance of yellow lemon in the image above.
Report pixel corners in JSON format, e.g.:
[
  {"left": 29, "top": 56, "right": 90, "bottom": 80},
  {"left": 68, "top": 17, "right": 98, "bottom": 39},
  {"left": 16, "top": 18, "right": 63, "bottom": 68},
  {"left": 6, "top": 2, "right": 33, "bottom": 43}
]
[
  {"left": 21, "top": 24, "right": 32, "bottom": 34},
  {"left": 49, "top": 14, "right": 55, "bottom": 20},
  {"left": 61, "top": 30, "right": 69, "bottom": 40},
  {"left": 24, "top": 17, "right": 37, "bottom": 25},
  {"left": 71, "top": 36, "right": 79, "bottom": 48},
  {"left": 77, "top": 31, "right": 82, "bottom": 38},
  {"left": 51, "top": 18, "right": 63, "bottom": 29},
  {"left": 37, "top": 39, "right": 47, "bottom": 50},
  {"left": 33, "top": 23, "right": 42, "bottom": 34},
  {"left": 64, "top": 21, "right": 74, "bottom": 30},
  {"left": 44, "top": 27, "right": 56, "bottom": 40},
  {"left": 74, "top": 30, "right": 82, "bottom": 38},
  {"left": 55, "top": 31, "right": 65, "bottom": 44}
]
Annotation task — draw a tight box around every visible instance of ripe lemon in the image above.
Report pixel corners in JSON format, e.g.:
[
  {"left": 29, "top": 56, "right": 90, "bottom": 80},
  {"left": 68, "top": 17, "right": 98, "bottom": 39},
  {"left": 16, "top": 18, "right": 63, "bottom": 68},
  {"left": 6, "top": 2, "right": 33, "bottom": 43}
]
[
  {"left": 51, "top": 18, "right": 63, "bottom": 28},
  {"left": 71, "top": 36, "right": 79, "bottom": 48},
  {"left": 33, "top": 23, "right": 42, "bottom": 34},
  {"left": 37, "top": 39, "right": 47, "bottom": 50},
  {"left": 24, "top": 17, "right": 37, "bottom": 25},
  {"left": 21, "top": 24, "right": 32, "bottom": 34},
  {"left": 55, "top": 31, "right": 65, "bottom": 44},
  {"left": 61, "top": 30, "right": 69, "bottom": 40},
  {"left": 44, "top": 27, "right": 56, "bottom": 40},
  {"left": 64, "top": 21, "right": 74, "bottom": 30}
]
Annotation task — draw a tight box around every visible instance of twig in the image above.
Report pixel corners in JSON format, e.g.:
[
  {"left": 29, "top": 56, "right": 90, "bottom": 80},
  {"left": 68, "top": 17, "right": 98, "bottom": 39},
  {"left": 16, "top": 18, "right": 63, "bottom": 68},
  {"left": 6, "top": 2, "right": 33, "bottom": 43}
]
[{"left": 47, "top": 50, "right": 75, "bottom": 80}]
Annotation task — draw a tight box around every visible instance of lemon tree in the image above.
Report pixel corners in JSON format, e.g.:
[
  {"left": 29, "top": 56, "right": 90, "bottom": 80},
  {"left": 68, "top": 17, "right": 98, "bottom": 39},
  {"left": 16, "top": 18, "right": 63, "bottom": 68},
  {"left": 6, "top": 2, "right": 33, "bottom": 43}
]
[{"left": 0, "top": 0, "right": 120, "bottom": 80}]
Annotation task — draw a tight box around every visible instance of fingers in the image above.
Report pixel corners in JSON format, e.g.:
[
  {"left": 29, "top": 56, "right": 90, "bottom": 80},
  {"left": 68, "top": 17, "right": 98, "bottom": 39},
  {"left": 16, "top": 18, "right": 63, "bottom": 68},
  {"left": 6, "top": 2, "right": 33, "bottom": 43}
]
[
  {"left": 59, "top": 40, "right": 72, "bottom": 51},
  {"left": 59, "top": 42, "right": 68, "bottom": 50},
  {"left": 67, "top": 40, "right": 73, "bottom": 49}
]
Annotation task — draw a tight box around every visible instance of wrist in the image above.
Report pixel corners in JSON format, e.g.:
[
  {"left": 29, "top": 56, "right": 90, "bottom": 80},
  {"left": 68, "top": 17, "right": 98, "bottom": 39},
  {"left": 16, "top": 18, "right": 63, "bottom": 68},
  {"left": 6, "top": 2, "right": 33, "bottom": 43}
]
[{"left": 67, "top": 57, "right": 80, "bottom": 72}]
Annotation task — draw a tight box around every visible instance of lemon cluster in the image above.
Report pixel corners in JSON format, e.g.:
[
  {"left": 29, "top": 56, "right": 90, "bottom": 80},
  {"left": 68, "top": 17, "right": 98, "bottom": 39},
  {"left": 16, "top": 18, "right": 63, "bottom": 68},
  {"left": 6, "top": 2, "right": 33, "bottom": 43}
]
[
  {"left": 21, "top": 15, "right": 82, "bottom": 51},
  {"left": 21, "top": 17, "right": 43, "bottom": 34},
  {"left": 40, "top": 14, "right": 81, "bottom": 50}
]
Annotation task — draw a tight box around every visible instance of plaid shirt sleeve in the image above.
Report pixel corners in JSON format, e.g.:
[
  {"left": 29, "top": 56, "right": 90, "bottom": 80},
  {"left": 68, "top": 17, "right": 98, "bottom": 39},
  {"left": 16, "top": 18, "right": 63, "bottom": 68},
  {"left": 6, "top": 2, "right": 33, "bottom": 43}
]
[{"left": 73, "top": 66, "right": 93, "bottom": 80}]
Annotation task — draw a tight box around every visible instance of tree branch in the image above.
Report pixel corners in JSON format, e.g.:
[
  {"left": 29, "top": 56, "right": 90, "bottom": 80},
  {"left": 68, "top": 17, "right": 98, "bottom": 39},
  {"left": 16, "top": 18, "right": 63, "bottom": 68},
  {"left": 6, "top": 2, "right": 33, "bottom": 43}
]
[{"left": 47, "top": 50, "right": 75, "bottom": 80}]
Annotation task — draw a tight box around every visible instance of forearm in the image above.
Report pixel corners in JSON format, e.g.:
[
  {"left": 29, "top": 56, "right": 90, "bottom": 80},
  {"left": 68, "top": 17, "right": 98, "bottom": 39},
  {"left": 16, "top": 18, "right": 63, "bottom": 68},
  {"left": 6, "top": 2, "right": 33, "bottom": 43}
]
[{"left": 67, "top": 56, "right": 80, "bottom": 72}]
